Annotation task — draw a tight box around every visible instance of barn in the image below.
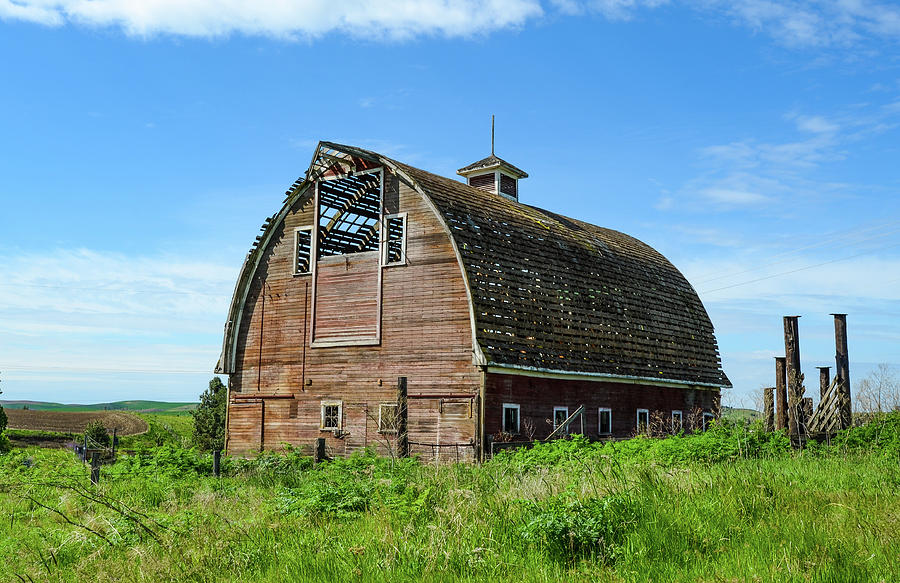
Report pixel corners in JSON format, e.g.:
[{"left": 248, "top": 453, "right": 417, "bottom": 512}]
[{"left": 216, "top": 141, "right": 731, "bottom": 460}]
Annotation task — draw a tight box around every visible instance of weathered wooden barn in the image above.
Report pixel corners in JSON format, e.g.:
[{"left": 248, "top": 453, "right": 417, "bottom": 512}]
[{"left": 216, "top": 141, "right": 731, "bottom": 459}]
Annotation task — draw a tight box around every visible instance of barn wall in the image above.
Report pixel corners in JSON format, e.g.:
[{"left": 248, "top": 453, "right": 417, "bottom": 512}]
[
  {"left": 227, "top": 169, "right": 480, "bottom": 459},
  {"left": 484, "top": 372, "right": 720, "bottom": 441}
]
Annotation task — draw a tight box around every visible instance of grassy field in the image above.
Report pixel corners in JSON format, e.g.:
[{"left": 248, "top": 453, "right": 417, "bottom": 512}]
[
  {"left": 1, "top": 414, "right": 897, "bottom": 582},
  {"left": 1, "top": 400, "right": 197, "bottom": 413}
]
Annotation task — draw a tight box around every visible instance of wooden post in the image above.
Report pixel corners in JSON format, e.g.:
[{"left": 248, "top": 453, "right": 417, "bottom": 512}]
[
  {"left": 784, "top": 316, "right": 803, "bottom": 438},
  {"left": 397, "top": 376, "right": 409, "bottom": 458},
  {"left": 111, "top": 428, "right": 117, "bottom": 459},
  {"left": 775, "top": 357, "right": 788, "bottom": 431},
  {"left": 314, "top": 438, "right": 326, "bottom": 464},
  {"left": 213, "top": 449, "right": 221, "bottom": 477},
  {"left": 832, "top": 314, "right": 852, "bottom": 430},
  {"left": 801, "top": 398, "right": 814, "bottom": 434},
  {"left": 817, "top": 367, "right": 831, "bottom": 400},
  {"left": 763, "top": 387, "right": 775, "bottom": 432},
  {"left": 90, "top": 452, "right": 100, "bottom": 485}
]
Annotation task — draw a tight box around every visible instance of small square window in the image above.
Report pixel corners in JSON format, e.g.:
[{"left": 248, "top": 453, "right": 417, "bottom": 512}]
[
  {"left": 636, "top": 409, "right": 649, "bottom": 433},
  {"left": 321, "top": 401, "right": 342, "bottom": 430},
  {"left": 672, "top": 410, "right": 683, "bottom": 433},
  {"left": 553, "top": 406, "right": 569, "bottom": 433},
  {"left": 294, "top": 227, "right": 313, "bottom": 275},
  {"left": 598, "top": 408, "right": 612, "bottom": 435},
  {"left": 383, "top": 213, "right": 406, "bottom": 265},
  {"left": 379, "top": 403, "right": 398, "bottom": 433},
  {"left": 502, "top": 403, "right": 520, "bottom": 434},
  {"left": 702, "top": 412, "right": 715, "bottom": 431}
]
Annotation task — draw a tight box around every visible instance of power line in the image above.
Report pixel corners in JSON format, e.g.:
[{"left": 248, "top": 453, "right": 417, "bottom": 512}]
[
  {"left": 700, "top": 240, "right": 900, "bottom": 294},
  {"left": 693, "top": 220, "right": 900, "bottom": 285}
]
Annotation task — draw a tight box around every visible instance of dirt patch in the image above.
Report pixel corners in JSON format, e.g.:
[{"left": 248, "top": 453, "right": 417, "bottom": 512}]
[{"left": 5, "top": 410, "right": 149, "bottom": 435}]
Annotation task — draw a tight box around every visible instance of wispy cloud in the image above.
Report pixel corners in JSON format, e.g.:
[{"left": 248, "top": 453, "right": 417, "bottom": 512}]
[
  {"left": 0, "top": 0, "right": 543, "bottom": 40},
  {"left": 0, "top": 248, "right": 235, "bottom": 394}
]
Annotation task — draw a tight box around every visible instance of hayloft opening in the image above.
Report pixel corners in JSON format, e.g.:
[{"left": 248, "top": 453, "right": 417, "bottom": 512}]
[{"left": 317, "top": 170, "right": 381, "bottom": 258}]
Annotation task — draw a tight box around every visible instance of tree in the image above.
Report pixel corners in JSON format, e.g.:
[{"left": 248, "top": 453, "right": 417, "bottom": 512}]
[
  {"left": 855, "top": 363, "right": 900, "bottom": 413},
  {"left": 84, "top": 419, "right": 111, "bottom": 447},
  {"left": 192, "top": 377, "right": 227, "bottom": 451}
]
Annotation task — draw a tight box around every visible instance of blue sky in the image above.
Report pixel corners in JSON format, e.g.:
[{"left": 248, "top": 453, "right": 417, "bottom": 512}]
[{"left": 1, "top": 0, "right": 898, "bottom": 407}]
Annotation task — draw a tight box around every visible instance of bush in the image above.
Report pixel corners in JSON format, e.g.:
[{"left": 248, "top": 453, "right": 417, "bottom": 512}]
[
  {"left": 83, "top": 419, "right": 111, "bottom": 447},
  {"left": 520, "top": 491, "right": 638, "bottom": 562}
]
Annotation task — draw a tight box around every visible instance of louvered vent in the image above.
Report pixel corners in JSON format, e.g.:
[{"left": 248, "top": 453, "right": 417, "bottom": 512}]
[{"left": 469, "top": 173, "right": 495, "bottom": 193}]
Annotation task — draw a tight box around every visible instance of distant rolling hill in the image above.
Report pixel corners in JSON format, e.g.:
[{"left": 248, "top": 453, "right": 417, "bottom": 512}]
[{"left": 0, "top": 400, "right": 198, "bottom": 413}]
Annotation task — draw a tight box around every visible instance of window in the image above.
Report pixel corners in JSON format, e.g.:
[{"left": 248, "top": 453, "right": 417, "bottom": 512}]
[
  {"left": 502, "top": 403, "right": 520, "bottom": 434},
  {"left": 553, "top": 407, "right": 569, "bottom": 433},
  {"left": 320, "top": 401, "right": 342, "bottom": 430},
  {"left": 379, "top": 403, "right": 398, "bottom": 433},
  {"left": 316, "top": 170, "right": 381, "bottom": 259},
  {"left": 598, "top": 408, "right": 612, "bottom": 435},
  {"left": 672, "top": 410, "right": 683, "bottom": 433},
  {"left": 293, "top": 227, "right": 313, "bottom": 275},
  {"left": 383, "top": 213, "right": 406, "bottom": 265},
  {"left": 636, "top": 409, "right": 649, "bottom": 433},
  {"left": 702, "top": 412, "right": 715, "bottom": 431}
]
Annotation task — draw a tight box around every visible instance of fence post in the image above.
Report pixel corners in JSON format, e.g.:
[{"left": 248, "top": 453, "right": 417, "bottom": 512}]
[
  {"left": 90, "top": 452, "right": 100, "bottom": 485},
  {"left": 213, "top": 449, "right": 221, "bottom": 477},
  {"left": 397, "top": 376, "right": 409, "bottom": 458},
  {"left": 112, "top": 428, "right": 117, "bottom": 459},
  {"left": 314, "top": 438, "right": 326, "bottom": 464},
  {"left": 775, "top": 357, "right": 788, "bottom": 431},
  {"left": 763, "top": 387, "right": 775, "bottom": 432}
]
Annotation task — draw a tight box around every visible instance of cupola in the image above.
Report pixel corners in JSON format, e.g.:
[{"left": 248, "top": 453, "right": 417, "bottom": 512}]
[{"left": 457, "top": 117, "right": 527, "bottom": 201}]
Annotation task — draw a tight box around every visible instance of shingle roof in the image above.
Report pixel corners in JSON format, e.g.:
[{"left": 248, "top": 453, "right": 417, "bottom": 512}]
[
  {"left": 456, "top": 154, "right": 529, "bottom": 178},
  {"left": 390, "top": 161, "right": 730, "bottom": 388}
]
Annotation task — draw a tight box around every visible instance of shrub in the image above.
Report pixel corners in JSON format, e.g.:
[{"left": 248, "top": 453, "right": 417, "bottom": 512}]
[
  {"left": 83, "top": 419, "right": 111, "bottom": 447},
  {"left": 520, "top": 491, "right": 638, "bottom": 562}
]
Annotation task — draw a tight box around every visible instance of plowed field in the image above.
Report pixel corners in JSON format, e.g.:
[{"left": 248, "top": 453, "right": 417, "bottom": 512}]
[{"left": 5, "top": 409, "right": 148, "bottom": 435}]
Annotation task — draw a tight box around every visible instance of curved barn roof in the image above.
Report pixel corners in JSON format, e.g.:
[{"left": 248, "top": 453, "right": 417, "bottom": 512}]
[{"left": 218, "top": 142, "right": 730, "bottom": 388}]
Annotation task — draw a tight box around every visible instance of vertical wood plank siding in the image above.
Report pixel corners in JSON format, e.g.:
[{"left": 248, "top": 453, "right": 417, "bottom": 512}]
[
  {"left": 227, "top": 171, "right": 480, "bottom": 458},
  {"left": 484, "top": 373, "right": 719, "bottom": 440}
]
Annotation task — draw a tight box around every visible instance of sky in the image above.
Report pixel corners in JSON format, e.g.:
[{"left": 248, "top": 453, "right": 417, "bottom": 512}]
[{"left": 1, "top": 0, "right": 898, "bottom": 408}]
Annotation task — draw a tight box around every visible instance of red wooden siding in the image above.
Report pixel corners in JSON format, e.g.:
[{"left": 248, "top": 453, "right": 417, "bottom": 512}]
[
  {"left": 313, "top": 252, "right": 379, "bottom": 343},
  {"left": 227, "top": 169, "right": 480, "bottom": 459},
  {"left": 484, "top": 372, "right": 719, "bottom": 440}
]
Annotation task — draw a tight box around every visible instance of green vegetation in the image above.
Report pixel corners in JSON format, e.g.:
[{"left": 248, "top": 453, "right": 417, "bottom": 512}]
[
  {"left": 0, "top": 400, "right": 198, "bottom": 413},
  {"left": 84, "top": 419, "right": 112, "bottom": 447},
  {"left": 191, "top": 377, "right": 227, "bottom": 451},
  {"left": 0, "top": 380, "right": 8, "bottom": 453},
  {"left": 1, "top": 414, "right": 898, "bottom": 582}
]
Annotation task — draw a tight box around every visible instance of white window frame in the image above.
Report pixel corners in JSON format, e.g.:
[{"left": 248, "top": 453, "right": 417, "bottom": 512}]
[
  {"left": 378, "top": 402, "right": 398, "bottom": 434},
  {"left": 382, "top": 212, "right": 407, "bottom": 266},
  {"left": 293, "top": 225, "right": 314, "bottom": 276},
  {"left": 553, "top": 406, "right": 569, "bottom": 431},
  {"left": 702, "top": 412, "right": 715, "bottom": 431},
  {"left": 636, "top": 408, "right": 650, "bottom": 433},
  {"left": 672, "top": 410, "right": 683, "bottom": 433},
  {"left": 502, "top": 403, "right": 520, "bottom": 435},
  {"left": 320, "top": 400, "right": 342, "bottom": 431},
  {"left": 598, "top": 407, "right": 612, "bottom": 435}
]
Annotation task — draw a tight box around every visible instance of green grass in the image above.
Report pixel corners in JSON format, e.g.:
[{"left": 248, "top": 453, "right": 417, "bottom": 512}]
[
  {"left": 0, "top": 400, "right": 197, "bottom": 413},
  {"left": 1, "top": 414, "right": 898, "bottom": 582}
]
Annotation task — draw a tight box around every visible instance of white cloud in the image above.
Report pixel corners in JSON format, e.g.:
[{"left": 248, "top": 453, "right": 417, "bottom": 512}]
[{"left": 0, "top": 0, "right": 543, "bottom": 39}]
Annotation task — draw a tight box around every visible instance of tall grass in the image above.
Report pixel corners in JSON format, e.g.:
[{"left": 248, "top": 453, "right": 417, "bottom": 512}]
[{"left": 1, "top": 414, "right": 898, "bottom": 582}]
